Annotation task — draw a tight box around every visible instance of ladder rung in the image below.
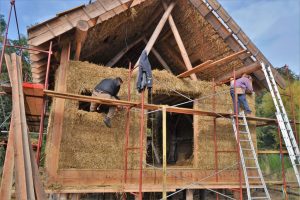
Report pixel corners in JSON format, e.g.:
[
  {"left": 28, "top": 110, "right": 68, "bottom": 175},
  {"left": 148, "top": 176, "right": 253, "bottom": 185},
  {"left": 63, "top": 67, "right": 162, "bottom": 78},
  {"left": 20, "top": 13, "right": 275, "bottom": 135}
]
[
  {"left": 241, "top": 148, "right": 252, "bottom": 151},
  {"left": 240, "top": 139, "right": 250, "bottom": 142},
  {"left": 244, "top": 157, "right": 255, "bottom": 160},
  {"left": 246, "top": 167, "right": 258, "bottom": 169},
  {"left": 239, "top": 131, "right": 248, "bottom": 134},
  {"left": 249, "top": 185, "right": 264, "bottom": 189},
  {"left": 251, "top": 197, "right": 268, "bottom": 199},
  {"left": 248, "top": 176, "right": 260, "bottom": 179}
]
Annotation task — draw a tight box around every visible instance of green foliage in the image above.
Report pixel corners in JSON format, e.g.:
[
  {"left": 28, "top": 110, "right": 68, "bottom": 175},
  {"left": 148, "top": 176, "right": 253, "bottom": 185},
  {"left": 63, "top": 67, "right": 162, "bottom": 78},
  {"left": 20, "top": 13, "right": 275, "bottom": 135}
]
[{"left": 256, "top": 68, "right": 300, "bottom": 150}]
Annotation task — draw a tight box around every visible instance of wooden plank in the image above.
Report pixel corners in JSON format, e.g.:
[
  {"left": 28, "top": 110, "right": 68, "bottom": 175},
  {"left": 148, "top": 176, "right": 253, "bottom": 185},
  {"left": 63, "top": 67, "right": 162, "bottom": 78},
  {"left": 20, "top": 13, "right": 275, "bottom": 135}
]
[
  {"left": 177, "top": 60, "right": 213, "bottom": 78},
  {"left": 162, "top": 2, "right": 197, "bottom": 80},
  {"left": 0, "top": 118, "right": 14, "bottom": 200},
  {"left": 133, "top": 2, "right": 176, "bottom": 69},
  {"left": 6, "top": 54, "right": 28, "bottom": 199},
  {"left": 15, "top": 54, "right": 36, "bottom": 200},
  {"left": 216, "top": 61, "right": 261, "bottom": 83},
  {"left": 46, "top": 43, "right": 70, "bottom": 181},
  {"left": 177, "top": 50, "right": 247, "bottom": 78},
  {"left": 43, "top": 89, "right": 280, "bottom": 123}
]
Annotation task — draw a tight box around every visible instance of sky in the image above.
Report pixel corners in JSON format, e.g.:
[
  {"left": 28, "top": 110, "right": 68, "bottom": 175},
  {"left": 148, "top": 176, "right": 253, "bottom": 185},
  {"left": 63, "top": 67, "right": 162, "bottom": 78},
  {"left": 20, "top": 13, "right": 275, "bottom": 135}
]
[{"left": 0, "top": 0, "right": 299, "bottom": 75}]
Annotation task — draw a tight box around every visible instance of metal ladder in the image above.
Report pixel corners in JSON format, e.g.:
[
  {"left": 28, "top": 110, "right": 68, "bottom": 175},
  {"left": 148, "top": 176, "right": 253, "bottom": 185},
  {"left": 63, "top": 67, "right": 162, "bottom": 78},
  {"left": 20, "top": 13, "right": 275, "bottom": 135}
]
[
  {"left": 232, "top": 111, "right": 271, "bottom": 200},
  {"left": 261, "top": 62, "right": 300, "bottom": 186}
]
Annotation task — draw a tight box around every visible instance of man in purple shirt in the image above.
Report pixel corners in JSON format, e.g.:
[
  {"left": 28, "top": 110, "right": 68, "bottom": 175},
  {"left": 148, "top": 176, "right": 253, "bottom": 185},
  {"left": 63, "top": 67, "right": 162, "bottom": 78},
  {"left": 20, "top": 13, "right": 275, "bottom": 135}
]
[{"left": 230, "top": 74, "right": 253, "bottom": 115}]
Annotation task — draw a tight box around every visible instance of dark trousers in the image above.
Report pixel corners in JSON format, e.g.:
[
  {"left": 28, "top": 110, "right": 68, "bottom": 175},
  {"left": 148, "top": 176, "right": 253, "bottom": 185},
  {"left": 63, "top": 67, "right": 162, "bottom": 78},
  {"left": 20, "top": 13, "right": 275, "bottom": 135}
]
[{"left": 230, "top": 89, "right": 251, "bottom": 114}]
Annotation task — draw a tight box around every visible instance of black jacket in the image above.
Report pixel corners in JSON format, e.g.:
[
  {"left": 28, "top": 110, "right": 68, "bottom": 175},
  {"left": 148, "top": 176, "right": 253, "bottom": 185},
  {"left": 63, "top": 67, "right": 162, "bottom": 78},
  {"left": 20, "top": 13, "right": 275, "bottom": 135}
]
[
  {"left": 94, "top": 78, "right": 120, "bottom": 98},
  {"left": 136, "top": 50, "right": 153, "bottom": 93}
]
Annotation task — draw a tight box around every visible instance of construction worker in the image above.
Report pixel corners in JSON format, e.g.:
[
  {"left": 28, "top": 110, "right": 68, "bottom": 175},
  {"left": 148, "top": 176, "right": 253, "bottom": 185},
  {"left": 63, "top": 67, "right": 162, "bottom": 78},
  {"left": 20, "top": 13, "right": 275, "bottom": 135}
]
[
  {"left": 230, "top": 74, "right": 253, "bottom": 115},
  {"left": 90, "top": 77, "right": 123, "bottom": 128}
]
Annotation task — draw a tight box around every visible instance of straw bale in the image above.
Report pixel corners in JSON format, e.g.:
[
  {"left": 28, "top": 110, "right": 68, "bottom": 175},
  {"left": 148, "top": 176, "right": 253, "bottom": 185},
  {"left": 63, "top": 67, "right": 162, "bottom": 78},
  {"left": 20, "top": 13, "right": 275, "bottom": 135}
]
[
  {"left": 46, "top": 61, "right": 216, "bottom": 169},
  {"left": 195, "top": 83, "right": 256, "bottom": 170}
]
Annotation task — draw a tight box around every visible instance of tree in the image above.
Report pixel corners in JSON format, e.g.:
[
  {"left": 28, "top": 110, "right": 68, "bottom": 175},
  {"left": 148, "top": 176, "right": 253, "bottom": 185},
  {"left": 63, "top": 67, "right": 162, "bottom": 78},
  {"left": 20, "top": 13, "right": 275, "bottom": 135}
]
[{"left": 256, "top": 68, "right": 300, "bottom": 149}]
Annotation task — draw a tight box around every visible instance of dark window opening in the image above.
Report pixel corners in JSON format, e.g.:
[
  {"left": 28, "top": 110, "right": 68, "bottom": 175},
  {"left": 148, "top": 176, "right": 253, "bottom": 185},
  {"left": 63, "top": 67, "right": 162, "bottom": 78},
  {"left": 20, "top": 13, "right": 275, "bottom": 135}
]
[
  {"left": 78, "top": 89, "right": 92, "bottom": 111},
  {"left": 146, "top": 95, "right": 194, "bottom": 167}
]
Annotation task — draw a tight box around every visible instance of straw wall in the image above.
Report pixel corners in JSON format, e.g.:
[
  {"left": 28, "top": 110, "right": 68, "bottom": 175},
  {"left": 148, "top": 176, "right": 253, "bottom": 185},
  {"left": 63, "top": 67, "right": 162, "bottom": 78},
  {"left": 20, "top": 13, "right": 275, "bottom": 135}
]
[
  {"left": 195, "top": 84, "right": 256, "bottom": 170},
  {"left": 46, "top": 61, "right": 256, "bottom": 170}
]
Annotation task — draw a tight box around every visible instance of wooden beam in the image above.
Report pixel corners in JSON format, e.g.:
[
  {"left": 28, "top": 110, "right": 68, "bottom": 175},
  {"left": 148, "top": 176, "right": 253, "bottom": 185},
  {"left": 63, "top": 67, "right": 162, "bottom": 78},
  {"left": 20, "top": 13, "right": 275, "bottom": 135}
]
[
  {"left": 162, "top": 2, "right": 197, "bottom": 81},
  {"left": 6, "top": 54, "right": 29, "bottom": 199},
  {"left": 177, "top": 60, "right": 213, "bottom": 78},
  {"left": 143, "top": 38, "right": 172, "bottom": 72},
  {"left": 106, "top": 36, "right": 143, "bottom": 66},
  {"left": 74, "top": 20, "right": 89, "bottom": 61},
  {"left": 44, "top": 89, "right": 281, "bottom": 123},
  {"left": 186, "top": 189, "right": 193, "bottom": 200},
  {"left": 177, "top": 50, "right": 247, "bottom": 78},
  {"left": 46, "top": 43, "right": 70, "bottom": 182},
  {"left": 216, "top": 61, "right": 261, "bottom": 83},
  {"left": 133, "top": 2, "right": 176, "bottom": 70}
]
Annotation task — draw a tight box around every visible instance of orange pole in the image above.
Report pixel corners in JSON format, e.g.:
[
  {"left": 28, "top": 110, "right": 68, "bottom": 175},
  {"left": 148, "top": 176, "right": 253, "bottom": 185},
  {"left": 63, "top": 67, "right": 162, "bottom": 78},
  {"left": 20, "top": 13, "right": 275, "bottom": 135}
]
[
  {"left": 233, "top": 69, "right": 243, "bottom": 200},
  {"left": 212, "top": 79, "right": 219, "bottom": 200},
  {"left": 138, "top": 89, "right": 145, "bottom": 200}
]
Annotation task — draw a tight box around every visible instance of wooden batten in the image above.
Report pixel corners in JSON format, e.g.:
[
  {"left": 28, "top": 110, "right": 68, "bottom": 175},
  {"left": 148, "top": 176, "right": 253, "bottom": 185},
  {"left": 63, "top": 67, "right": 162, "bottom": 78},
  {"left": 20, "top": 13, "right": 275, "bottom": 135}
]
[
  {"left": 74, "top": 20, "right": 89, "bottom": 61},
  {"left": 177, "top": 50, "right": 247, "bottom": 78}
]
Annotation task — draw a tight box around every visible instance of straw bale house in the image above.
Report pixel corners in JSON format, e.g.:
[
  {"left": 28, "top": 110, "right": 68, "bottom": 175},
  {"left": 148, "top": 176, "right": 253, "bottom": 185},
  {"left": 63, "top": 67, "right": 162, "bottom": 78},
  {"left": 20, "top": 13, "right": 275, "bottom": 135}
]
[{"left": 26, "top": 0, "right": 285, "bottom": 196}]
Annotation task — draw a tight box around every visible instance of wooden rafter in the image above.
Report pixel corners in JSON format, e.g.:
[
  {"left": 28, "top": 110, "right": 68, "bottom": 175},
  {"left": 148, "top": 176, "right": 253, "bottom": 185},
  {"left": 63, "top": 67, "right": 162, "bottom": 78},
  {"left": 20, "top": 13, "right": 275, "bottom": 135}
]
[
  {"left": 142, "top": 38, "right": 172, "bottom": 72},
  {"left": 74, "top": 20, "right": 89, "bottom": 61},
  {"left": 106, "top": 36, "right": 144, "bottom": 66},
  {"left": 162, "top": 2, "right": 196, "bottom": 81},
  {"left": 177, "top": 49, "right": 247, "bottom": 78},
  {"left": 133, "top": 2, "right": 176, "bottom": 69}
]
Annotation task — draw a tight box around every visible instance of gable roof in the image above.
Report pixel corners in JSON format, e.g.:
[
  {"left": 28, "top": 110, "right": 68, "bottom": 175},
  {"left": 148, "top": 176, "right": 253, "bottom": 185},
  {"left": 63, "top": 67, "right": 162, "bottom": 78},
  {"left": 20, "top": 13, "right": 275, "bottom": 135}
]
[{"left": 27, "top": 0, "right": 285, "bottom": 89}]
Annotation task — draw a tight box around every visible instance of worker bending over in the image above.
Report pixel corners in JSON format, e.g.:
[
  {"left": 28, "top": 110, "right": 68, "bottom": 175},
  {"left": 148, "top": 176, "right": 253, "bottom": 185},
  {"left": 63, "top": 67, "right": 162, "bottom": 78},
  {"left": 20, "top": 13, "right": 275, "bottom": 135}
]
[
  {"left": 90, "top": 77, "right": 123, "bottom": 128},
  {"left": 230, "top": 74, "right": 253, "bottom": 115}
]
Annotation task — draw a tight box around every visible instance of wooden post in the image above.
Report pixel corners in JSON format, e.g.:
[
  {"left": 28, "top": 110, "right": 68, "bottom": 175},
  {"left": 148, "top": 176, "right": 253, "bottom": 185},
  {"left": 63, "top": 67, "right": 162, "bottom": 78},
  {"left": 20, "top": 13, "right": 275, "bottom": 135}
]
[
  {"left": 46, "top": 42, "right": 70, "bottom": 181},
  {"left": 186, "top": 189, "right": 193, "bottom": 200},
  {"left": 162, "top": 2, "right": 197, "bottom": 81},
  {"left": 162, "top": 105, "right": 167, "bottom": 199},
  {"left": 133, "top": 2, "right": 176, "bottom": 70},
  {"left": 193, "top": 101, "right": 199, "bottom": 168},
  {"left": 74, "top": 20, "right": 89, "bottom": 60}
]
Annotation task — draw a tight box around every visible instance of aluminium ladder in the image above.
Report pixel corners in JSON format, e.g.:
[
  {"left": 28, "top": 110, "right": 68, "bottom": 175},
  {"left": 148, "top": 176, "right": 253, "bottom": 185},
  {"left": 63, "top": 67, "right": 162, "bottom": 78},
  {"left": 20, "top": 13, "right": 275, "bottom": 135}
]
[
  {"left": 232, "top": 111, "right": 271, "bottom": 200},
  {"left": 261, "top": 62, "right": 300, "bottom": 186}
]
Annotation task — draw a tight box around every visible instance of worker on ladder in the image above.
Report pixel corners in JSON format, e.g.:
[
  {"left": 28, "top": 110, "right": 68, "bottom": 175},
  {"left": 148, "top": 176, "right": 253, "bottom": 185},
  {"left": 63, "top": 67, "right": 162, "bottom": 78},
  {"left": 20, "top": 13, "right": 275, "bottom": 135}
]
[
  {"left": 90, "top": 77, "right": 123, "bottom": 128},
  {"left": 230, "top": 73, "right": 253, "bottom": 115}
]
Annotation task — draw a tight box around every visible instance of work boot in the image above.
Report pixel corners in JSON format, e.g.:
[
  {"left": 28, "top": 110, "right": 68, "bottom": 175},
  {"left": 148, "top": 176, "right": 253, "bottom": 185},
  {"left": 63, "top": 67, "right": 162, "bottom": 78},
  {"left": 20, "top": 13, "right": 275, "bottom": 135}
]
[{"left": 103, "top": 117, "right": 111, "bottom": 128}]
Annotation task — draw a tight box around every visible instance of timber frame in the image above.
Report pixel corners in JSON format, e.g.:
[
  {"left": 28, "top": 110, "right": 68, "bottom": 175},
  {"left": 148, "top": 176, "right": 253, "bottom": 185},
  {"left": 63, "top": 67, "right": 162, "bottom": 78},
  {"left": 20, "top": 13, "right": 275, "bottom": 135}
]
[{"left": 24, "top": 0, "right": 290, "bottom": 196}]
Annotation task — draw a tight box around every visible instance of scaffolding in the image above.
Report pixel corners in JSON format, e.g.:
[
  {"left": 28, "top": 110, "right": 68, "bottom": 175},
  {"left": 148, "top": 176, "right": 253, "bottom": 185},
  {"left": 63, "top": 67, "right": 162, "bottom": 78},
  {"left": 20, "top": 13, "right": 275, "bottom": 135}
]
[{"left": 0, "top": 0, "right": 299, "bottom": 199}]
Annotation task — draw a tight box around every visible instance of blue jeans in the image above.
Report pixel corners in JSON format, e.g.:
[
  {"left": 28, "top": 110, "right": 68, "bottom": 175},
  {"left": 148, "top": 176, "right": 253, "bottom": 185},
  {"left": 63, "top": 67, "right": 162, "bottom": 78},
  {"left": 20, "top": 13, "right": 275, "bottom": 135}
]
[{"left": 230, "top": 89, "right": 251, "bottom": 114}]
